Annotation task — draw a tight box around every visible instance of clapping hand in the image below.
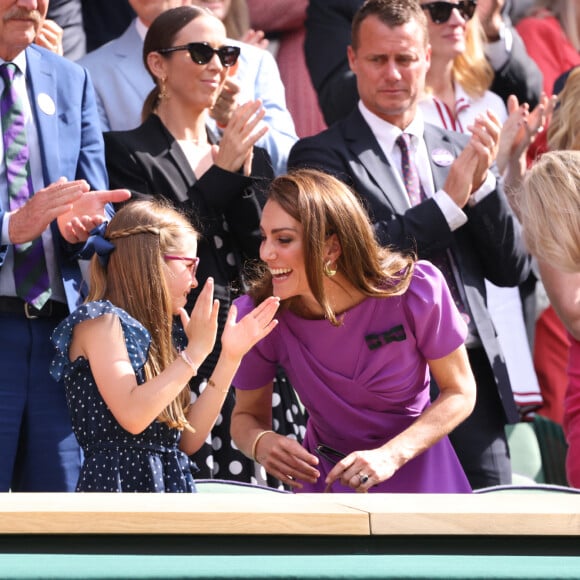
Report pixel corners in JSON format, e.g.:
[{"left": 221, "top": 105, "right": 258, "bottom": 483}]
[
  {"left": 57, "top": 185, "right": 131, "bottom": 244},
  {"left": 212, "top": 99, "right": 269, "bottom": 175},
  {"left": 221, "top": 296, "right": 280, "bottom": 360},
  {"left": 180, "top": 278, "right": 220, "bottom": 368}
]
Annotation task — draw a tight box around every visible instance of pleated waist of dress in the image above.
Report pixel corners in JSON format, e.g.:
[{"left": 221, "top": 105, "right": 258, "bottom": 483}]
[{"left": 84, "top": 441, "right": 185, "bottom": 457}]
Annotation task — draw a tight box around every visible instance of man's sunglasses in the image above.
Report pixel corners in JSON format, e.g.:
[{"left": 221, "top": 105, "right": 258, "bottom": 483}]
[
  {"left": 421, "top": 0, "right": 477, "bottom": 24},
  {"left": 157, "top": 42, "right": 240, "bottom": 67}
]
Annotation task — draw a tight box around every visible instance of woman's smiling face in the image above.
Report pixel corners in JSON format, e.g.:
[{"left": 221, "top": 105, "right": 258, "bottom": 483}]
[{"left": 259, "top": 200, "right": 310, "bottom": 302}]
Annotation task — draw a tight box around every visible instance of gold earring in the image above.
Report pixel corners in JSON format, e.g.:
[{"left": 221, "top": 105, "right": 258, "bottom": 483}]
[
  {"left": 159, "top": 77, "right": 168, "bottom": 101},
  {"left": 323, "top": 260, "right": 337, "bottom": 277}
]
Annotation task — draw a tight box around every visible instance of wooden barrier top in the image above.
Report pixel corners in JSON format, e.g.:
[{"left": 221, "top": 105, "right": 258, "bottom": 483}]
[
  {"left": 0, "top": 492, "right": 368, "bottom": 536},
  {"left": 1, "top": 492, "right": 580, "bottom": 536}
]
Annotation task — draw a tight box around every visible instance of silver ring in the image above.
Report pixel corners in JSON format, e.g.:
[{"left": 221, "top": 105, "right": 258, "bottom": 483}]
[{"left": 359, "top": 473, "right": 369, "bottom": 485}]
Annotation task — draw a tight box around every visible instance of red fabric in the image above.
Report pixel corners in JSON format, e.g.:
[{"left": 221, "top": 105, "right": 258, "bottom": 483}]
[
  {"left": 246, "top": 0, "right": 326, "bottom": 138},
  {"left": 564, "top": 337, "right": 580, "bottom": 488},
  {"left": 515, "top": 15, "right": 580, "bottom": 96},
  {"left": 534, "top": 306, "right": 571, "bottom": 425}
]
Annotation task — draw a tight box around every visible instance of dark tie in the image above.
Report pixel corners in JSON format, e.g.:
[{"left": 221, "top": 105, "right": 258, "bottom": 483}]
[
  {"left": 396, "top": 133, "right": 473, "bottom": 329},
  {"left": 1, "top": 62, "right": 51, "bottom": 308}
]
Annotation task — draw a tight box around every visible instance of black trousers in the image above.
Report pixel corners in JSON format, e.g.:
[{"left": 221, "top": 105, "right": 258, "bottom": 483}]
[{"left": 433, "top": 347, "right": 512, "bottom": 490}]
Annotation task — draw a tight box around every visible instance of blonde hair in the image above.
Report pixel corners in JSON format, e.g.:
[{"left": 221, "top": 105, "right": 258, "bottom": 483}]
[
  {"left": 548, "top": 67, "right": 580, "bottom": 151},
  {"left": 452, "top": 16, "right": 494, "bottom": 99},
  {"left": 88, "top": 200, "right": 200, "bottom": 431},
  {"left": 246, "top": 169, "right": 415, "bottom": 326},
  {"left": 519, "top": 150, "right": 580, "bottom": 272},
  {"left": 529, "top": 0, "right": 580, "bottom": 51}
]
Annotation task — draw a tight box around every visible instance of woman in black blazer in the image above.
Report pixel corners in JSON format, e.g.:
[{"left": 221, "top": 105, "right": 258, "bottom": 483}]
[{"left": 105, "top": 5, "right": 304, "bottom": 486}]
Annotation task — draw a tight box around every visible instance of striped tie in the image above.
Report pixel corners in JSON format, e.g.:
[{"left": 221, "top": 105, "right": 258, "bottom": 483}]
[
  {"left": 1, "top": 62, "right": 51, "bottom": 309},
  {"left": 396, "top": 132, "right": 474, "bottom": 330}
]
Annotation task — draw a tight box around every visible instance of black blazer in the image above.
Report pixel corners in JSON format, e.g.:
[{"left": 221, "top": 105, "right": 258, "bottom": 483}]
[
  {"left": 288, "top": 107, "right": 531, "bottom": 423},
  {"left": 104, "top": 114, "right": 274, "bottom": 373}
]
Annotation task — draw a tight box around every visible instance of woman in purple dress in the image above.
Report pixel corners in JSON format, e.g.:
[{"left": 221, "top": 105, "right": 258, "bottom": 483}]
[{"left": 231, "top": 168, "right": 476, "bottom": 493}]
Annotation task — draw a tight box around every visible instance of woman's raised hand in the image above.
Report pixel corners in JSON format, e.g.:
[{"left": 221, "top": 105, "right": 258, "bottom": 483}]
[
  {"left": 221, "top": 296, "right": 280, "bottom": 361},
  {"left": 212, "top": 100, "right": 269, "bottom": 175},
  {"left": 180, "top": 278, "right": 220, "bottom": 367}
]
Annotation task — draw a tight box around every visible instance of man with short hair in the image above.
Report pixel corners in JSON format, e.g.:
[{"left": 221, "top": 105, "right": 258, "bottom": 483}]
[
  {"left": 289, "top": 0, "right": 531, "bottom": 489},
  {"left": 0, "top": 0, "right": 129, "bottom": 491}
]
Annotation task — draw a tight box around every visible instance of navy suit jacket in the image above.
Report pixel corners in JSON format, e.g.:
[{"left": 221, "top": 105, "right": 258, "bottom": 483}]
[
  {"left": 288, "top": 107, "right": 531, "bottom": 423},
  {"left": 0, "top": 45, "right": 109, "bottom": 310}
]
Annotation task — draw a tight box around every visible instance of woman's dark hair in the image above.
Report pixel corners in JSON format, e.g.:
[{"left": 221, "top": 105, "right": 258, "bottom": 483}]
[{"left": 141, "top": 5, "right": 207, "bottom": 119}]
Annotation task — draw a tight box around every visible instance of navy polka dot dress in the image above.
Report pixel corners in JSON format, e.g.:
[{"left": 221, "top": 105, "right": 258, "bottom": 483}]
[{"left": 51, "top": 301, "right": 196, "bottom": 493}]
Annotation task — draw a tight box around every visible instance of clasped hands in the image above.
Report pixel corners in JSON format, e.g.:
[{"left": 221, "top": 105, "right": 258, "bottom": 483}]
[{"left": 8, "top": 177, "right": 131, "bottom": 246}]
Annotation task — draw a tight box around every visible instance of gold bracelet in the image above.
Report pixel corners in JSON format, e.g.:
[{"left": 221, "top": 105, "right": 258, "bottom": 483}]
[
  {"left": 207, "top": 377, "right": 229, "bottom": 394},
  {"left": 179, "top": 350, "right": 197, "bottom": 375},
  {"left": 251, "top": 429, "right": 275, "bottom": 463}
]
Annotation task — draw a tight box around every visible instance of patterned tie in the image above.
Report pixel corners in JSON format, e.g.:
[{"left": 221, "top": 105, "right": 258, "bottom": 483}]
[
  {"left": 396, "top": 133, "right": 473, "bottom": 328},
  {"left": 1, "top": 63, "right": 51, "bottom": 308}
]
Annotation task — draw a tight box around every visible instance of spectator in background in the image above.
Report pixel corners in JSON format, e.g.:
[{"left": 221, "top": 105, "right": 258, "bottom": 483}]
[
  {"left": 305, "top": 0, "right": 543, "bottom": 127},
  {"left": 45, "top": 0, "right": 85, "bottom": 59},
  {"left": 518, "top": 150, "right": 580, "bottom": 487},
  {"left": 516, "top": 0, "right": 580, "bottom": 96},
  {"left": 81, "top": 0, "right": 135, "bottom": 53},
  {"left": 528, "top": 68, "right": 580, "bottom": 427},
  {"left": 289, "top": 0, "right": 532, "bottom": 489},
  {"left": 417, "top": 0, "right": 548, "bottom": 418},
  {"left": 79, "top": 0, "right": 296, "bottom": 175},
  {"left": 189, "top": 0, "right": 298, "bottom": 174},
  {"left": 0, "top": 0, "right": 130, "bottom": 491},
  {"left": 246, "top": 0, "right": 327, "bottom": 138}
]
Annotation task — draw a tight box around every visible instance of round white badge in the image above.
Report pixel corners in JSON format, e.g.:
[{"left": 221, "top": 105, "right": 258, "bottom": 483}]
[
  {"left": 37, "top": 93, "right": 56, "bottom": 116},
  {"left": 431, "top": 148, "right": 454, "bottom": 167}
]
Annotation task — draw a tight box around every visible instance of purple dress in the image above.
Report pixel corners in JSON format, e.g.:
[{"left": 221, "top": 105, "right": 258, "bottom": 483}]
[{"left": 234, "top": 261, "right": 472, "bottom": 493}]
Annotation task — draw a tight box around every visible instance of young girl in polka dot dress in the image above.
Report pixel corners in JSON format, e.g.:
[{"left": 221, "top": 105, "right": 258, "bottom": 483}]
[{"left": 50, "top": 200, "right": 279, "bottom": 492}]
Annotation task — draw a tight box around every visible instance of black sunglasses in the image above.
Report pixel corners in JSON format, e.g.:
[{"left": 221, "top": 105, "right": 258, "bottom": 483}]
[
  {"left": 157, "top": 42, "right": 240, "bottom": 67},
  {"left": 421, "top": 0, "right": 477, "bottom": 24}
]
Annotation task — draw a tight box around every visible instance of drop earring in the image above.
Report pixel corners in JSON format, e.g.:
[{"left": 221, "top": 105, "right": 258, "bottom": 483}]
[{"left": 323, "top": 260, "right": 337, "bottom": 277}]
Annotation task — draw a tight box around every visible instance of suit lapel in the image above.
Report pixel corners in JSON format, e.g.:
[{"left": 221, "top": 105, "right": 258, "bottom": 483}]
[
  {"left": 114, "top": 22, "right": 153, "bottom": 101},
  {"left": 344, "top": 109, "right": 410, "bottom": 215},
  {"left": 423, "top": 124, "right": 461, "bottom": 190},
  {"left": 25, "top": 47, "right": 58, "bottom": 184}
]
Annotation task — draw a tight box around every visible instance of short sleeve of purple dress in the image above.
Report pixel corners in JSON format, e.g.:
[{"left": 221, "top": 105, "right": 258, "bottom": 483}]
[{"left": 233, "top": 261, "right": 471, "bottom": 493}]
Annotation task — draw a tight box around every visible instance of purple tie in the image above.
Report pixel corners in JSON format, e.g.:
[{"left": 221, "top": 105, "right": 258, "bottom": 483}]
[
  {"left": 396, "top": 133, "right": 423, "bottom": 206},
  {"left": 1, "top": 63, "right": 51, "bottom": 309},
  {"left": 396, "top": 132, "right": 472, "bottom": 327}
]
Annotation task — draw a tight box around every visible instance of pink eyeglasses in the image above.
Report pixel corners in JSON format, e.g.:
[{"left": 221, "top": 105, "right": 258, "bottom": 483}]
[{"left": 164, "top": 255, "right": 200, "bottom": 275}]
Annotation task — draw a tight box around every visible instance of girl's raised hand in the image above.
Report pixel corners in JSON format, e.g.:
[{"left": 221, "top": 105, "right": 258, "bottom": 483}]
[
  {"left": 180, "top": 278, "right": 220, "bottom": 366},
  {"left": 221, "top": 297, "right": 280, "bottom": 361}
]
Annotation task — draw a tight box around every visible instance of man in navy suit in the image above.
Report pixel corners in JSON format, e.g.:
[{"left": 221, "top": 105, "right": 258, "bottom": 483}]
[
  {"left": 305, "top": 0, "right": 543, "bottom": 126},
  {"left": 0, "top": 0, "right": 129, "bottom": 491},
  {"left": 289, "top": 0, "right": 531, "bottom": 489}
]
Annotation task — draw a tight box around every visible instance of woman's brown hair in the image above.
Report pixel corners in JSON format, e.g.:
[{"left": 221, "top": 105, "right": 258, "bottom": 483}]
[{"left": 246, "top": 168, "right": 415, "bottom": 326}]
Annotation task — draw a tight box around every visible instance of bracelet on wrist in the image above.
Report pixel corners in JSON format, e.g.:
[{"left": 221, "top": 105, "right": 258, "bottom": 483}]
[
  {"left": 179, "top": 350, "right": 197, "bottom": 375},
  {"left": 251, "top": 429, "right": 275, "bottom": 463}
]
